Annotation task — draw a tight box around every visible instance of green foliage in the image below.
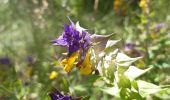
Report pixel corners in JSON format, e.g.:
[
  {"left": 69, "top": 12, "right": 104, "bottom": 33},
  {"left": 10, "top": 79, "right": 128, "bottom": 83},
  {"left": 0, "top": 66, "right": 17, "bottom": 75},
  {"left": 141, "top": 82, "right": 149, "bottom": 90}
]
[{"left": 0, "top": 0, "right": 170, "bottom": 99}]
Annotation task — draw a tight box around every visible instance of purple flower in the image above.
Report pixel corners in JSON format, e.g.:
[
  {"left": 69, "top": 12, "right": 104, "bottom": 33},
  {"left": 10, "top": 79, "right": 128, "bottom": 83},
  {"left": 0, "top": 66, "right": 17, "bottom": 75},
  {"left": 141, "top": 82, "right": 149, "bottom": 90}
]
[
  {"left": 52, "top": 18, "right": 114, "bottom": 74},
  {"left": 52, "top": 19, "right": 90, "bottom": 59},
  {"left": 124, "top": 43, "right": 143, "bottom": 57},
  {"left": 49, "top": 89, "right": 81, "bottom": 100},
  {"left": 124, "top": 43, "right": 135, "bottom": 51},
  {"left": 49, "top": 89, "right": 71, "bottom": 100},
  {"left": 26, "top": 56, "right": 34, "bottom": 64},
  {"left": 0, "top": 57, "right": 11, "bottom": 66},
  {"left": 152, "top": 23, "right": 166, "bottom": 33}
]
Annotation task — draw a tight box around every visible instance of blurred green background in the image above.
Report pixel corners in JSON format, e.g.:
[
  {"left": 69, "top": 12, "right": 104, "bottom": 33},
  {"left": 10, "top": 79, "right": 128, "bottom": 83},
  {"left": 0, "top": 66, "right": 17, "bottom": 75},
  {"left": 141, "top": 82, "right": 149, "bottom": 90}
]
[{"left": 0, "top": 0, "right": 170, "bottom": 99}]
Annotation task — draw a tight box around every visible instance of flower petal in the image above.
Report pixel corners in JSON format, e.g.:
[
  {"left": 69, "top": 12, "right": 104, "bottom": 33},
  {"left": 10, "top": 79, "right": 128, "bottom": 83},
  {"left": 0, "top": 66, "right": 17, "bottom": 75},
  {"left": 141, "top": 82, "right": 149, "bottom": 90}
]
[
  {"left": 79, "top": 49, "right": 92, "bottom": 75},
  {"left": 52, "top": 36, "right": 68, "bottom": 46},
  {"left": 49, "top": 89, "right": 64, "bottom": 100},
  {"left": 62, "top": 51, "right": 79, "bottom": 73}
]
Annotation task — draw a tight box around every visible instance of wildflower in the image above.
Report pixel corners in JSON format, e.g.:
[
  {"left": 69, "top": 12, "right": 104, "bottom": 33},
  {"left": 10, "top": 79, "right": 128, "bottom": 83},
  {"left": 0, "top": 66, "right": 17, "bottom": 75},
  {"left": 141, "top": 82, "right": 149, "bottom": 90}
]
[
  {"left": 152, "top": 23, "right": 166, "bottom": 33},
  {"left": 52, "top": 18, "right": 91, "bottom": 74},
  {"left": 139, "top": 0, "right": 148, "bottom": 12},
  {"left": 49, "top": 89, "right": 72, "bottom": 100},
  {"left": 139, "top": 0, "right": 147, "bottom": 9},
  {"left": 0, "top": 57, "right": 11, "bottom": 66},
  {"left": 49, "top": 89, "right": 81, "bottom": 100},
  {"left": 52, "top": 20, "right": 90, "bottom": 57},
  {"left": 124, "top": 43, "right": 143, "bottom": 57},
  {"left": 150, "top": 23, "right": 166, "bottom": 39},
  {"left": 113, "top": 0, "right": 126, "bottom": 16},
  {"left": 52, "top": 18, "right": 114, "bottom": 74},
  {"left": 26, "top": 56, "right": 35, "bottom": 66},
  {"left": 49, "top": 71, "right": 58, "bottom": 80},
  {"left": 124, "top": 43, "right": 135, "bottom": 52},
  {"left": 113, "top": 0, "right": 121, "bottom": 12}
]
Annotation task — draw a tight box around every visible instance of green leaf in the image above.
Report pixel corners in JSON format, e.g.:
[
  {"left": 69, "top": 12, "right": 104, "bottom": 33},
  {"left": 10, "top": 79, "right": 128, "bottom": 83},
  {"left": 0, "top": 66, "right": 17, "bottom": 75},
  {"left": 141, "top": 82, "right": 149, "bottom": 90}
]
[
  {"left": 117, "top": 66, "right": 129, "bottom": 73},
  {"left": 131, "top": 80, "right": 139, "bottom": 91},
  {"left": 117, "top": 74, "right": 131, "bottom": 88},
  {"left": 137, "top": 80, "right": 169, "bottom": 97},
  {"left": 105, "top": 40, "right": 120, "bottom": 50},
  {"left": 90, "top": 33, "right": 114, "bottom": 43},
  {"left": 107, "top": 65, "right": 116, "bottom": 82},
  {"left": 120, "top": 88, "right": 144, "bottom": 100},
  {"left": 82, "top": 95, "right": 90, "bottom": 100},
  {"left": 91, "top": 33, "right": 114, "bottom": 54},
  {"left": 100, "top": 86, "right": 119, "bottom": 96},
  {"left": 129, "top": 91, "right": 144, "bottom": 100},
  {"left": 120, "top": 88, "right": 129, "bottom": 100},
  {"left": 125, "top": 66, "right": 152, "bottom": 80},
  {"left": 115, "top": 53, "right": 142, "bottom": 67},
  {"left": 74, "top": 85, "right": 86, "bottom": 92}
]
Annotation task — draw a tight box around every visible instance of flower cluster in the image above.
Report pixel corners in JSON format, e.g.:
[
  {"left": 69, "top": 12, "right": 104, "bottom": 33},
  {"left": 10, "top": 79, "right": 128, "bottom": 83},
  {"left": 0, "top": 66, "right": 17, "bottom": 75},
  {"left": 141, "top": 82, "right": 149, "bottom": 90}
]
[{"left": 52, "top": 19, "right": 92, "bottom": 75}]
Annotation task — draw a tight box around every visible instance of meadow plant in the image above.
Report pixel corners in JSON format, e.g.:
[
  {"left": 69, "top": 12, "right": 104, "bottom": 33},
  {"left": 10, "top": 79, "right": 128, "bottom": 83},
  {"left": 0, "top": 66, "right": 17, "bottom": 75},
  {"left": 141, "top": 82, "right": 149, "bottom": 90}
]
[{"left": 50, "top": 18, "right": 170, "bottom": 100}]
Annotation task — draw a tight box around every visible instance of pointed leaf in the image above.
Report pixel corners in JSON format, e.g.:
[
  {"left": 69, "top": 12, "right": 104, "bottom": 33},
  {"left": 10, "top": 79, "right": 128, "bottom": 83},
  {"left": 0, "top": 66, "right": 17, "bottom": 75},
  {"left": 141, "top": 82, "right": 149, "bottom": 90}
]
[
  {"left": 90, "top": 33, "right": 114, "bottom": 43},
  {"left": 137, "top": 80, "right": 169, "bottom": 97},
  {"left": 100, "top": 86, "right": 119, "bottom": 96},
  {"left": 90, "top": 33, "right": 114, "bottom": 54},
  {"left": 116, "top": 53, "right": 142, "bottom": 67},
  {"left": 105, "top": 40, "right": 120, "bottom": 50},
  {"left": 117, "top": 74, "right": 131, "bottom": 88},
  {"left": 125, "top": 66, "right": 152, "bottom": 80}
]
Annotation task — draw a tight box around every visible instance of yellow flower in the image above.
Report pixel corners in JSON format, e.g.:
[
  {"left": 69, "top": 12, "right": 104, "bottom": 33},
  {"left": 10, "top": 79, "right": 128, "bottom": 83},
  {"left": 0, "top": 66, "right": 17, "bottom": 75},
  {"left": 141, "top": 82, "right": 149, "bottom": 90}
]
[
  {"left": 61, "top": 51, "right": 79, "bottom": 73},
  {"left": 113, "top": 0, "right": 121, "bottom": 11},
  {"left": 150, "top": 33, "right": 158, "bottom": 39},
  {"left": 79, "top": 49, "right": 92, "bottom": 75},
  {"left": 139, "top": 0, "right": 147, "bottom": 10},
  {"left": 49, "top": 71, "right": 58, "bottom": 80}
]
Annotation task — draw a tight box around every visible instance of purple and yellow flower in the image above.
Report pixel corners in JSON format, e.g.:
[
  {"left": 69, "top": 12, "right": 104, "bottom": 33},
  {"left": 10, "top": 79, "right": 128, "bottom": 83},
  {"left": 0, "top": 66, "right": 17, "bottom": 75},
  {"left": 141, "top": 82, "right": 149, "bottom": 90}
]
[
  {"left": 52, "top": 18, "right": 92, "bottom": 75},
  {"left": 52, "top": 18, "right": 114, "bottom": 75}
]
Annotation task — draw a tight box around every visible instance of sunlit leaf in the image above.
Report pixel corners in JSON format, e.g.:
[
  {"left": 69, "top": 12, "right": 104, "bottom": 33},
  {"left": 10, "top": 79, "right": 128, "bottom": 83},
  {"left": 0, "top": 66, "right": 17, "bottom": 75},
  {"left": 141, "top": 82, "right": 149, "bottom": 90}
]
[
  {"left": 131, "top": 80, "right": 139, "bottom": 91},
  {"left": 117, "top": 74, "right": 131, "bottom": 88},
  {"left": 90, "top": 33, "right": 114, "bottom": 43},
  {"left": 74, "top": 85, "right": 86, "bottom": 92},
  {"left": 125, "top": 66, "right": 152, "bottom": 80},
  {"left": 115, "top": 52, "right": 142, "bottom": 67},
  {"left": 91, "top": 33, "right": 114, "bottom": 54},
  {"left": 100, "top": 86, "right": 119, "bottom": 96},
  {"left": 137, "top": 80, "right": 169, "bottom": 97},
  {"left": 105, "top": 40, "right": 120, "bottom": 50}
]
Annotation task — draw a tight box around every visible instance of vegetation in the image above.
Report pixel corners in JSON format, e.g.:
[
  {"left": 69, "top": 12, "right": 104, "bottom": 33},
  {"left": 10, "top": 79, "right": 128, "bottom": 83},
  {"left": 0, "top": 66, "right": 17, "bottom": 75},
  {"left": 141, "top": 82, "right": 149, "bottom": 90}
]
[{"left": 0, "top": 0, "right": 170, "bottom": 100}]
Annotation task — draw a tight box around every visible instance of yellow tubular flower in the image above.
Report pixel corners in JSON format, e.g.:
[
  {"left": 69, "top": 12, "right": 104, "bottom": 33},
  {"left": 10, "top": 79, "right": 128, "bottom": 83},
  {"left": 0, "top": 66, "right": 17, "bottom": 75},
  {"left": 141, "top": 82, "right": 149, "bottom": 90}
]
[
  {"left": 61, "top": 51, "right": 79, "bottom": 73},
  {"left": 79, "top": 49, "right": 92, "bottom": 75}
]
